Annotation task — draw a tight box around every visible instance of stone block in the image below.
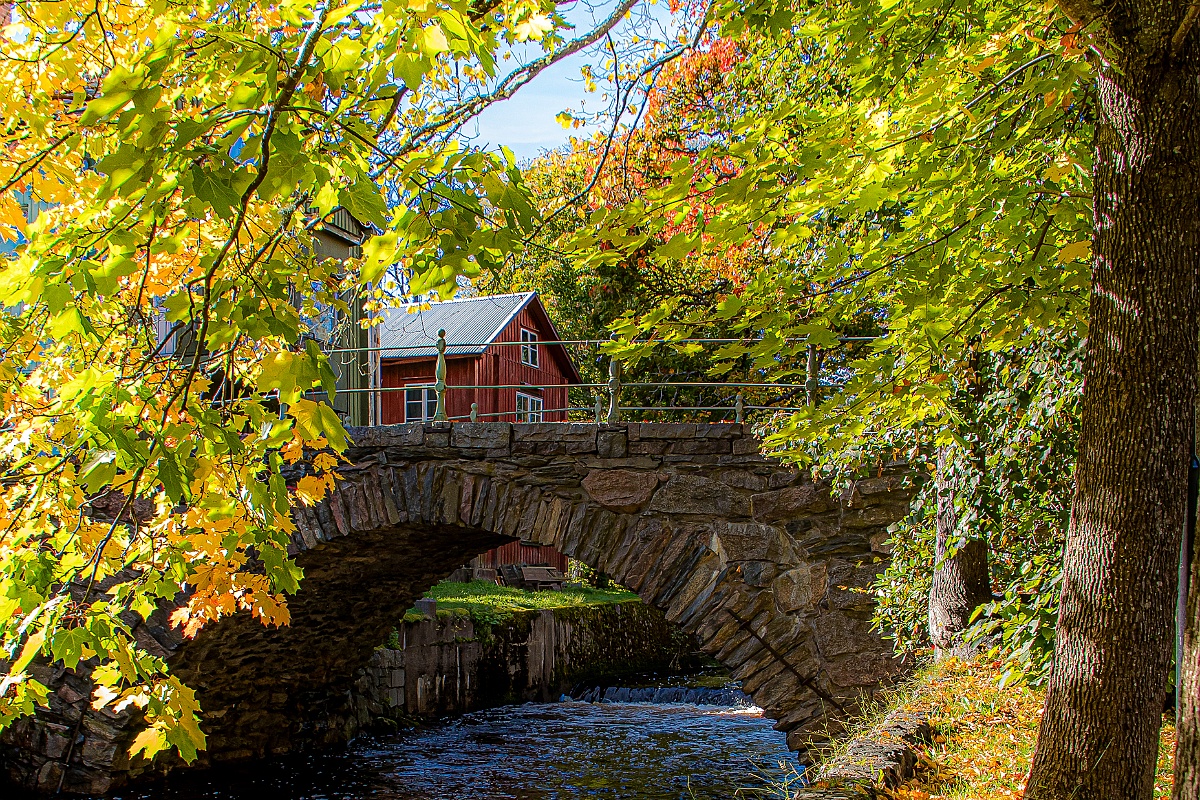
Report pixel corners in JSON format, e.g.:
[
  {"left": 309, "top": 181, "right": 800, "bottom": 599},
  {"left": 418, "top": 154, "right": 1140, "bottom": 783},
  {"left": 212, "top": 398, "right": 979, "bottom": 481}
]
[
  {"left": 815, "top": 708, "right": 931, "bottom": 789},
  {"left": 39, "top": 723, "right": 71, "bottom": 760},
  {"left": 716, "top": 452, "right": 771, "bottom": 465},
  {"left": 80, "top": 723, "right": 121, "bottom": 768},
  {"left": 36, "top": 761, "right": 65, "bottom": 792},
  {"left": 56, "top": 681, "right": 86, "bottom": 705},
  {"left": 628, "top": 439, "right": 671, "bottom": 455},
  {"left": 582, "top": 469, "right": 660, "bottom": 513},
  {"left": 581, "top": 456, "right": 661, "bottom": 470},
  {"left": 597, "top": 429, "right": 628, "bottom": 458},
  {"left": 814, "top": 612, "right": 877, "bottom": 659},
  {"left": 839, "top": 503, "right": 908, "bottom": 529},
  {"left": 422, "top": 423, "right": 451, "bottom": 448},
  {"left": 450, "top": 423, "right": 511, "bottom": 451},
  {"left": 513, "top": 423, "right": 597, "bottom": 455},
  {"left": 787, "top": 526, "right": 874, "bottom": 558},
  {"left": 751, "top": 484, "right": 835, "bottom": 522},
  {"left": 649, "top": 474, "right": 748, "bottom": 517},
  {"left": 737, "top": 560, "right": 780, "bottom": 588},
  {"left": 525, "top": 462, "right": 583, "bottom": 484},
  {"left": 695, "top": 423, "right": 742, "bottom": 438},
  {"left": 716, "top": 521, "right": 792, "bottom": 562},
  {"left": 712, "top": 469, "right": 769, "bottom": 491},
  {"left": 773, "top": 563, "right": 828, "bottom": 613},
  {"left": 768, "top": 468, "right": 802, "bottom": 489},
  {"left": 733, "top": 437, "right": 762, "bottom": 455},
  {"left": 664, "top": 439, "right": 732, "bottom": 455},
  {"left": 870, "top": 529, "right": 893, "bottom": 554},
  {"left": 629, "top": 422, "right": 698, "bottom": 440},
  {"left": 345, "top": 423, "right": 424, "bottom": 448},
  {"left": 841, "top": 474, "right": 911, "bottom": 508},
  {"left": 824, "top": 650, "right": 904, "bottom": 689},
  {"left": 826, "top": 560, "right": 884, "bottom": 611}
]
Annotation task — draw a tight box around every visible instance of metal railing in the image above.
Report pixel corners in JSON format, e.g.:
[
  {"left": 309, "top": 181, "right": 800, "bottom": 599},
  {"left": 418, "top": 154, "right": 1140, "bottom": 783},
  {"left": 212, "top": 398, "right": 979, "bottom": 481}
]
[{"left": 319, "top": 330, "right": 856, "bottom": 426}]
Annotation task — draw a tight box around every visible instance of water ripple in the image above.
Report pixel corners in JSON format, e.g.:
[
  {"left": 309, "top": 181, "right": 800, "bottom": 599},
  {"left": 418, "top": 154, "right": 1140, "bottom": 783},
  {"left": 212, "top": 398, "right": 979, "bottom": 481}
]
[{"left": 118, "top": 699, "right": 799, "bottom": 800}]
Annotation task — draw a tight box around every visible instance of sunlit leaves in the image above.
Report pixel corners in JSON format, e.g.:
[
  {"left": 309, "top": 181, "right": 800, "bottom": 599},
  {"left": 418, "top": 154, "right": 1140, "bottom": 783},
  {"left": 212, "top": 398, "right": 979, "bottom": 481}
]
[{"left": 0, "top": 0, "right": 580, "bottom": 764}]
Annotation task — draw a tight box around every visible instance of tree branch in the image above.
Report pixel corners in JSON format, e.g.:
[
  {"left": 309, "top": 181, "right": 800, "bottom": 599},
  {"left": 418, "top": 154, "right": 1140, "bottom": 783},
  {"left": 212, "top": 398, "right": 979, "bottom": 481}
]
[
  {"left": 1172, "top": 1, "right": 1200, "bottom": 56},
  {"left": 392, "top": 0, "right": 640, "bottom": 154}
]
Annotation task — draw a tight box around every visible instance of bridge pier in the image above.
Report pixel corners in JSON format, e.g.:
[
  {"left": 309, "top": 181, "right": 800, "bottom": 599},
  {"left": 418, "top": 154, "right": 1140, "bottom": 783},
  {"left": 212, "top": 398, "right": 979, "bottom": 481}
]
[{"left": 2, "top": 422, "right": 913, "bottom": 795}]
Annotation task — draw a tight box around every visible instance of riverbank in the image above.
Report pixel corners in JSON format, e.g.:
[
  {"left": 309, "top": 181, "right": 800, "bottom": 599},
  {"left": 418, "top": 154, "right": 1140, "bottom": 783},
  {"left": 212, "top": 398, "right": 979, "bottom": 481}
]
[
  {"left": 350, "top": 586, "right": 702, "bottom": 728},
  {"left": 850, "top": 659, "right": 1176, "bottom": 800},
  {"left": 408, "top": 579, "right": 638, "bottom": 625}
]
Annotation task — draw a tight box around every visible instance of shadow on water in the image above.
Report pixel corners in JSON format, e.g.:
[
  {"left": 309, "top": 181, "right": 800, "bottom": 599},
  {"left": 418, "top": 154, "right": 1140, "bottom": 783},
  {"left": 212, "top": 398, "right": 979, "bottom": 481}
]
[{"left": 116, "top": 694, "right": 802, "bottom": 800}]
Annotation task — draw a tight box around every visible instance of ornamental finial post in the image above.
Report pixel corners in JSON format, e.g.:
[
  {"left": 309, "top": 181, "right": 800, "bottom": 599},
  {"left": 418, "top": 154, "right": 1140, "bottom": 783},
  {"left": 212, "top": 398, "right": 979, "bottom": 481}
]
[
  {"left": 434, "top": 329, "right": 448, "bottom": 422},
  {"left": 606, "top": 333, "right": 622, "bottom": 425}
]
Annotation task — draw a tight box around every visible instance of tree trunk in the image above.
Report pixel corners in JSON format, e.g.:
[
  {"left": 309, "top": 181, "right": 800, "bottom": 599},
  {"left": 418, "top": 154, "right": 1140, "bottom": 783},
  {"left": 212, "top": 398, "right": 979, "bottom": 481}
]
[
  {"left": 1025, "top": 7, "right": 1200, "bottom": 799},
  {"left": 1174, "top": 411, "right": 1200, "bottom": 799},
  {"left": 929, "top": 449, "right": 991, "bottom": 657}
]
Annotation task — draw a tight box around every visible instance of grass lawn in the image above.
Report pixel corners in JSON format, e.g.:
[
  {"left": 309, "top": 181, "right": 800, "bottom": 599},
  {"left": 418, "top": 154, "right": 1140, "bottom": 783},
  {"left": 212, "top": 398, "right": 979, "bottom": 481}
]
[
  {"left": 877, "top": 659, "right": 1176, "bottom": 800},
  {"left": 404, "top": 580, "right": 638, "bottom": 625}
]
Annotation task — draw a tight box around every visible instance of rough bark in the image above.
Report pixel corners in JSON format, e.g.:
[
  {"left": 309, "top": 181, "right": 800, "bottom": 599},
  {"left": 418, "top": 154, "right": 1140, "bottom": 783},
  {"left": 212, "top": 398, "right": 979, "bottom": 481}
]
[
  {"left": 929, "top": 450, "right": 992, "bottom": 658},
  {"left": 1025, "top": 5, "right": 1200, "bottom": 799},
  {"left": 1174, "top": 411, "right": 1200, "bottom": 799}
]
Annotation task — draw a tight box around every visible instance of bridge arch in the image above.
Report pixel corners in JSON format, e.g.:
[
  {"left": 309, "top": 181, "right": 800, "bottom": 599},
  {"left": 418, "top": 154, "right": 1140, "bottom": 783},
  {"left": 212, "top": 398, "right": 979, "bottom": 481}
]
[{"left": 5, "top": 422, "right": 913, "bottom": 794}]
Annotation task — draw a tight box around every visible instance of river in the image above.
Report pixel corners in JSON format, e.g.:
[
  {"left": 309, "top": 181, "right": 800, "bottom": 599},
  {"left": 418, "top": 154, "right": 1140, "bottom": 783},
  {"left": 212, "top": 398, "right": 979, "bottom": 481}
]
[{"left": 117, "top": 687, "right": 801, "bottom": 800}]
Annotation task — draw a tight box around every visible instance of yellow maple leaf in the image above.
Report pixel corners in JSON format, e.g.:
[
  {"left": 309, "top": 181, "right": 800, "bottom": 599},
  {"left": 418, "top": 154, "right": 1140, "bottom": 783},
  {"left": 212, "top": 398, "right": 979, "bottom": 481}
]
[
  {"left": 515, "top": 13, "right": 553, "bottom": 41},
  {"left": 1056, "top": 240, "right": 1091, "bottom": 264},
  {"left": 312, "top": 451, "right": 339, "bottom": 471},
  {"left": 294, "top": 473, "right": 333, "bottom": 506}
]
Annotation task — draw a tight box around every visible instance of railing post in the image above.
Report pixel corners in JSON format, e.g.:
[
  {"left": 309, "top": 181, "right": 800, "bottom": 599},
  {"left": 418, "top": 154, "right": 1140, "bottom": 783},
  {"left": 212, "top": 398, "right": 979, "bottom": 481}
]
[
  {"left": 735, "top": 392, "right": 744, "bottom": 424},
  {"left": 434, "top": 328, "right": 448, "bottom": 422},
  {"left": 594, "top": 394, "right": 604, "bottom": 425},
  {"left": 470, "top": 402, "right": 478, "bottom": 422},
  {"left": 606, "top": 335, "right": 621, "bottom": 424}
]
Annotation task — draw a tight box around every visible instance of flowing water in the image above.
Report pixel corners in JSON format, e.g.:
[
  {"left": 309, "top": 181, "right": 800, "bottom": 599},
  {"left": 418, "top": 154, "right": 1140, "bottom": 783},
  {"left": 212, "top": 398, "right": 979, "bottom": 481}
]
[{"left": 117, "top": 684, "right": 801, "bottom": 800}]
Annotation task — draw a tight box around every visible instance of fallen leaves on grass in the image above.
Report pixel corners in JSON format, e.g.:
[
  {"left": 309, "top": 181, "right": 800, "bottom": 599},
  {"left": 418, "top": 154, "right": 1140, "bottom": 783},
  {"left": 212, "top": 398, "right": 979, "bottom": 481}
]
[{"left": 878, "top": 659, "right": 1176, "bottom": 800}]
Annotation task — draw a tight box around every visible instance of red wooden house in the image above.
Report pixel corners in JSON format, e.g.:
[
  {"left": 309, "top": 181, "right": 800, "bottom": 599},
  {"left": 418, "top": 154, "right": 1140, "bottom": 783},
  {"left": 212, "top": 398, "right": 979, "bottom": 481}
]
[
  {"left": 376, "top": 291, "right": 580, "bottom": 581},
  {"left": 376, "top": 291, "right": 582, "bottom": 425}
]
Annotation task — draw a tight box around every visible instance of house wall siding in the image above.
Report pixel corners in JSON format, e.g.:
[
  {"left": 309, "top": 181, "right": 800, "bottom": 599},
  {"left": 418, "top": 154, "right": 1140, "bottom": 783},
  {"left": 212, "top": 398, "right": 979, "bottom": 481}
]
[{"left": 473, "top": 542, "right": 569, "bottom": 573}]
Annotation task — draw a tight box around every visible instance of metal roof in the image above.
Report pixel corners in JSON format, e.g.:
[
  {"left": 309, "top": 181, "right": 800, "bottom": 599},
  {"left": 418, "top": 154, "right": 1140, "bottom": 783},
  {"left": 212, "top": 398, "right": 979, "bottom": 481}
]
[{"left": 377, "top": 292, "right": 538, "bottom": 358}]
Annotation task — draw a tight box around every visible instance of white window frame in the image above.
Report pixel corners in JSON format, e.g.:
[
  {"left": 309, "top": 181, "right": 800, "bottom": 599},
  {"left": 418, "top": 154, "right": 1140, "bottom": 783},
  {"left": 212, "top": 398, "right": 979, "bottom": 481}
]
[
  {"left": 515, "top": 392, "right": 543, "bottom": 423},
  {"left": 404, "top": 384, "right": 438, "bottom": 422},
  {"left": 520, "top": 328, "right": 539, "bottom": 368}
]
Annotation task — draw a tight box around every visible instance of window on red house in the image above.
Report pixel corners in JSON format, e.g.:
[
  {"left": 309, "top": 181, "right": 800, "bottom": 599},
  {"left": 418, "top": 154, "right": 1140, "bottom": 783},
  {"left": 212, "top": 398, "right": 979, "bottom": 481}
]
[
  {"left": 405, "top": 385, "right": 437, "bottom": 422},
  {"left": 516, "top": 392, "right": 543, "bottom": 422},
  {"left": 520, "top": 329, "right": 539, "bottom": 368}
]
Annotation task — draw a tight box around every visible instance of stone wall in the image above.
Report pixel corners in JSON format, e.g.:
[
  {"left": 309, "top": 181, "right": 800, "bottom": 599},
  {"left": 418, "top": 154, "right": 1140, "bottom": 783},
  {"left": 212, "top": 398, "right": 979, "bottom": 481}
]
[
  {"left": 2, "top": 421, "right": 916, "bottom": 795},
  {"left": 350, "top": 600, "right": 697, "bottom": 726}
]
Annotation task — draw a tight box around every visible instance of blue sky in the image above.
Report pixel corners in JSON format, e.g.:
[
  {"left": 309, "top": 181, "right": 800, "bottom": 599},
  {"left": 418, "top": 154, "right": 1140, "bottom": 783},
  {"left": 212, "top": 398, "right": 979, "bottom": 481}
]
[
  {"left": 468, "top": 57, "right": 592, "bottom": 160},
  {"left": 466, "top": 0, "right": 684, "bottom": 161}
]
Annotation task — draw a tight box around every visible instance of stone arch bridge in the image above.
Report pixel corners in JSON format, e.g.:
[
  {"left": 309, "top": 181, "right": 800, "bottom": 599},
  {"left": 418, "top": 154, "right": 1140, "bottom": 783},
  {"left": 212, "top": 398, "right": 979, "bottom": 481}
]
[{"left": 5, "top": 422, "right": 913, "bottom": 794}]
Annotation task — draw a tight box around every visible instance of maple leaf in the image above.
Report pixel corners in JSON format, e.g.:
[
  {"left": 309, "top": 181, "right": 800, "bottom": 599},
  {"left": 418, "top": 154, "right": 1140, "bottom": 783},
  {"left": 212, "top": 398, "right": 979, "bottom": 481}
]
[{"left": 515, "top": 13, "right": 553, "bottom": 41}]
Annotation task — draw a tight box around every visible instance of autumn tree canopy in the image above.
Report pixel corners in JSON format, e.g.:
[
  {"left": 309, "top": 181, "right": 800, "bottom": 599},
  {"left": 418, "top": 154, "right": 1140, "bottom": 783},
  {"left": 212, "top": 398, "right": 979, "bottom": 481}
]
[
  {"left": 0, "top": 0, "right": 705, "bottom": 759},
  {"left": 3, "top": 1, "right": 1199, "bottom": 798}
]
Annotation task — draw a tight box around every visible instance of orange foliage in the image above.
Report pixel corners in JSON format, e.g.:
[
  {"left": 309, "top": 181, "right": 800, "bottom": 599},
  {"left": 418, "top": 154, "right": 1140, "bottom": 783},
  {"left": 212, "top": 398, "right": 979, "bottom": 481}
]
[{"left": 537, "top": 37, "right": 767, "bottom": 290}]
